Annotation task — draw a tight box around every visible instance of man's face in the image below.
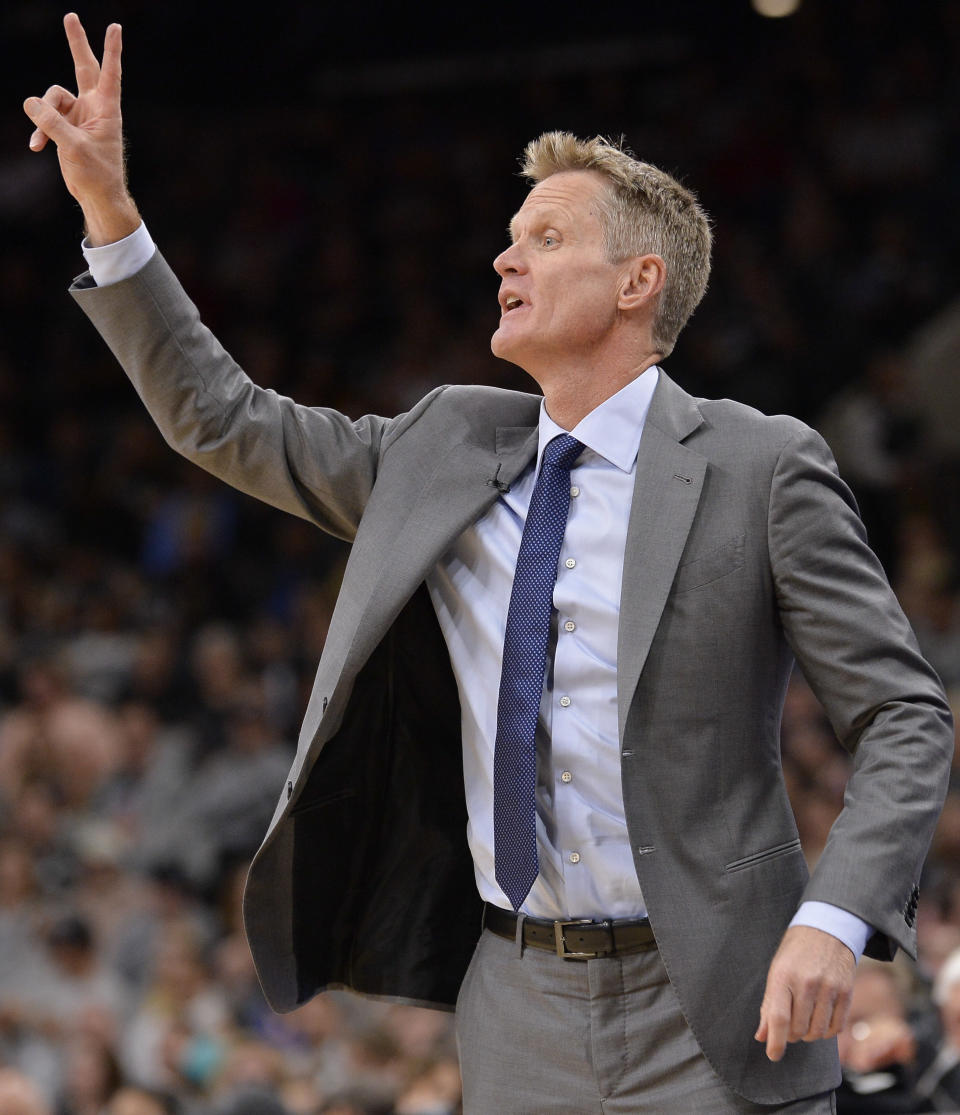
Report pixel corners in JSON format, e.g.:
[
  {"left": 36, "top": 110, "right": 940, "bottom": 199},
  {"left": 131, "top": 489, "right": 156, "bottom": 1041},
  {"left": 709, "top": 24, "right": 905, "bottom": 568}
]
[{"left": 491, "top": 170, "right": 626, "bottom": 374}]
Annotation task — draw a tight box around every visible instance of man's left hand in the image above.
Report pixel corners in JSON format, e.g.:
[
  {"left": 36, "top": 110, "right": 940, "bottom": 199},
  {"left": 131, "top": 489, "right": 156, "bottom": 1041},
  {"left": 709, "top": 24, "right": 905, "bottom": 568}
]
[{"left": 755, "top": 925, "right": 855, "bottom": 1062}]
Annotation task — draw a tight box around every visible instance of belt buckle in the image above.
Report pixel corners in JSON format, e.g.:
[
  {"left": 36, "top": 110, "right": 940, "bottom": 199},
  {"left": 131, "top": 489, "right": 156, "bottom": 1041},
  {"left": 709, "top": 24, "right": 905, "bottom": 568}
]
[{"left": 554, "top": 918, "right": 609, "bottom": 960}]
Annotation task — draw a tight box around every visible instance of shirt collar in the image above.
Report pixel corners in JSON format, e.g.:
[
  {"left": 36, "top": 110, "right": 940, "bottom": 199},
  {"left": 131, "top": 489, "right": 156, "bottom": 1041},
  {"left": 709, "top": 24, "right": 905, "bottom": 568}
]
[{"left": 536, "top": 365, "right": 660, "bottom": 474}]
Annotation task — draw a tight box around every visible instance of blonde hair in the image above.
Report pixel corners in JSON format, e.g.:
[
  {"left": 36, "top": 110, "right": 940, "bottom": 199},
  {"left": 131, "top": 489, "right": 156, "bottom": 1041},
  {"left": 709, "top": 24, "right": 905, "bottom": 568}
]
[{"left": 521, "top": 132, "right": 713, "bottom": 357}]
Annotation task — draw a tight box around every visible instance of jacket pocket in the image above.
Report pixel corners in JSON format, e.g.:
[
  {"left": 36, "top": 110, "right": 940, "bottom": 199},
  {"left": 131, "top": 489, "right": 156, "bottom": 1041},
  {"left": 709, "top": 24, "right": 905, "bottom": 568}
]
[
  {"left": 289, "top": 787, "right": 356, "bottom": 816},
  {"left": 672, "top": 533, "right": 745, "bottom": 594},
  {"left": 725, "top": 838, "right": 802, "bottom": 873}
]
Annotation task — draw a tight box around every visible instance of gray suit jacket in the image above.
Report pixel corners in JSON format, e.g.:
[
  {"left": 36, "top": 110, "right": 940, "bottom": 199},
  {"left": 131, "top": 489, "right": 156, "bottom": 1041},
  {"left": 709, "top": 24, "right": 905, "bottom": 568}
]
[{"left": 72, "top": 251, "right": 953, "bottom": 1105}]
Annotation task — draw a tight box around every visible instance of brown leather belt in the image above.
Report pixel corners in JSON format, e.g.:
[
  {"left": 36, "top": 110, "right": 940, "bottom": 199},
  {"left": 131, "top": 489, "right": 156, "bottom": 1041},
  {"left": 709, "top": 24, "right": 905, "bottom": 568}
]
[{"left": 483, "top": 903, "right": 657, "bottom": 960}]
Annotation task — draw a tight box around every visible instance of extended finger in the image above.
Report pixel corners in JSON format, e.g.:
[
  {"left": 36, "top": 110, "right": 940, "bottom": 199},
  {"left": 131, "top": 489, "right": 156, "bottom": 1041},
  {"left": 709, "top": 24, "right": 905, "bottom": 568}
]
[
  {"left": 64, "top": 12, "right": 100, "bottom": 94},
  {"left": 758, "top": 986, "right": 792, "bottom": 1062},
  {"left": 99, "top": 23, "right": 122, "bottom": 102},
  {"left": 27, "top": 85, "right": 77, "bottom": 150}
]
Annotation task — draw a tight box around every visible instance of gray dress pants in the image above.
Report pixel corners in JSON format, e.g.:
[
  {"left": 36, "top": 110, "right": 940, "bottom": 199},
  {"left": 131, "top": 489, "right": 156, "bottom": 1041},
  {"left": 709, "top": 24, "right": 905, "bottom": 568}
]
[{"left": 455, "top": 928, "right": 836, "bottom": 1114}]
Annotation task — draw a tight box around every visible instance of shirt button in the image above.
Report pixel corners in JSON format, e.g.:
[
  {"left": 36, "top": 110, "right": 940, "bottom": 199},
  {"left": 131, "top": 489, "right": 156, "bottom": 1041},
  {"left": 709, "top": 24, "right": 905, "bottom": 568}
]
[
  {"left": 563, "top": 620, "right": 576, "bottom": 633},
  {"left": 559, "top": 696, "right": 571, "bottom": 708},
  {"left": 570, "top": 485, "right": 580, "bottom": 498},
  {"left": 565, "top": 558, "right": 576, "bottom": 569},
  {"left": 569, "top": 852, "right": 581, "bottom": 864},
  {"left": 560, "top": 770, "right": 573, "bottom": 784}
]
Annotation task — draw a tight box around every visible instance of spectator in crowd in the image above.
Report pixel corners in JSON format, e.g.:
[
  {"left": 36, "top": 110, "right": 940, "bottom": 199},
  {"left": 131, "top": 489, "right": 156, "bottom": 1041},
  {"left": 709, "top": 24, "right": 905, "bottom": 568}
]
[
  {"left": 105, "top": 1089, "right": 180, "bottom": 1115},
  {"left": 836, "top": 961, "right": 921, "bottom": 1113},
  {"left": 911, "top": 947, "right": 960, "bottom": 1109},
  {"left": 0, "top": 1068, "right": 53, "bottom": 1115},
  {"left": 57, "top": 1031, "right": 124, "bottom": 1115}
]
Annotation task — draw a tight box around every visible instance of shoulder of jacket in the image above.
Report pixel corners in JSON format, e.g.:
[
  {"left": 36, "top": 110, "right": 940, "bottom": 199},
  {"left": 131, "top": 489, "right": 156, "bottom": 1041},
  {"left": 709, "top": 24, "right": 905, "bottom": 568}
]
[
  {"left": 380, "top": 383, "right": 541, "bottom": 456},
  {"left": 694, "top": 395, "right": 815, "bottom": 451},
  {"left": 400, "top": 383, "right": 541, "bottom": 431},
  {"left": 433, "top": 383, "right": 542, "bottom": 415}
]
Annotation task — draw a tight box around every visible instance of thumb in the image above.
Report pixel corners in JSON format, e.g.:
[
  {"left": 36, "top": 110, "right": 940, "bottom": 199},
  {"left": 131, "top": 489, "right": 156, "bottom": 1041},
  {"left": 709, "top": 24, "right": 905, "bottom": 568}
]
[{"left": 23, "top": 96, "right": 72, "bottom": 149}]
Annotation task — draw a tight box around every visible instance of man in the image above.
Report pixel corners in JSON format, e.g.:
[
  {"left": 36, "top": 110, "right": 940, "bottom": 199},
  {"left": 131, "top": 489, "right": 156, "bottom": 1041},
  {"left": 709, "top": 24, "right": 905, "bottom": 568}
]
[{"left": 23, "top": 15, "right": 953, "bottom": 1113}]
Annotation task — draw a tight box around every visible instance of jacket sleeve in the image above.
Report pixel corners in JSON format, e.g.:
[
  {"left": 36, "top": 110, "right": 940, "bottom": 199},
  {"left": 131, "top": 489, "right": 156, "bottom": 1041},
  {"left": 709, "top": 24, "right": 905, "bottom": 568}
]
[
  {"left": 767, "top": 423, "right": 953, "bottom": 959},
  {"left": 70, "top": 250, "right": 443, "bottom": 542}
]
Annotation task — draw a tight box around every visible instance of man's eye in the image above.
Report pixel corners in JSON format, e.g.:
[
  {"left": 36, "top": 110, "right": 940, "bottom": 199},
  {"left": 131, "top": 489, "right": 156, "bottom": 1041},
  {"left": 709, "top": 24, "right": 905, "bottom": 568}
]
[{"left": 543, "top": 236, "right": 557, "bottom": 247}]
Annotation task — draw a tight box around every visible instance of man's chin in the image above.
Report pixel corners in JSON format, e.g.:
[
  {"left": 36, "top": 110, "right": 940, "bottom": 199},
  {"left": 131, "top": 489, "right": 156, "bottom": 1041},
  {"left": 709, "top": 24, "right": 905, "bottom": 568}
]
[
  {"left": 490, "top": 326, "right": 522, "bottom": 363},
  {"left": 491, "top": 326, "right": 545, "bottom": 385}
]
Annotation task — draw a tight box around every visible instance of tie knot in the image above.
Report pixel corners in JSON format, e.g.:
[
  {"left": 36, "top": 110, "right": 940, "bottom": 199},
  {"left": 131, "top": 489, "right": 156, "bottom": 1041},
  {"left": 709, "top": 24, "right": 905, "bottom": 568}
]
[{"left": 542, "top": 433, "right": 584, "bottom": 473}]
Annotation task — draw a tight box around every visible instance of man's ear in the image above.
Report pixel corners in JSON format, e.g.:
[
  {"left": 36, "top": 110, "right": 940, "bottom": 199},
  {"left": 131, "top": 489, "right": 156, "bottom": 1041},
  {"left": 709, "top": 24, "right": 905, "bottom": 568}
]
[{"left": 617, "top": 253, "right": 666, "bottom": 312}]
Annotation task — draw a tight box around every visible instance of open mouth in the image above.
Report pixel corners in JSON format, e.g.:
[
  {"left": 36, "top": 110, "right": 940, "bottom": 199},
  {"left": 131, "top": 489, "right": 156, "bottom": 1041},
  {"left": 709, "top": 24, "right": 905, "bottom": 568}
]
[{"left": 502, "top": 295, "right": 526, "bottom": 315}]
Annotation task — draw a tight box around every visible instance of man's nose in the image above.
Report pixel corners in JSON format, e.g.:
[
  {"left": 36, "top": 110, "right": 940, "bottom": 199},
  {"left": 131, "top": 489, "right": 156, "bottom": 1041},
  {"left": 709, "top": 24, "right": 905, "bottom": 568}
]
[{"left": 493, "top": 243, "right": 525, "bottom": 276}]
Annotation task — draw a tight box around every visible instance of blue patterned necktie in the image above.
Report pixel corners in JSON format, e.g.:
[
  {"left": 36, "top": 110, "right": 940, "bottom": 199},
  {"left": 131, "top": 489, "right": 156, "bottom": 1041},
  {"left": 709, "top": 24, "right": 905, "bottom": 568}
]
[{"left": 494, "top": 433, "right": 585, "bottom": 910}]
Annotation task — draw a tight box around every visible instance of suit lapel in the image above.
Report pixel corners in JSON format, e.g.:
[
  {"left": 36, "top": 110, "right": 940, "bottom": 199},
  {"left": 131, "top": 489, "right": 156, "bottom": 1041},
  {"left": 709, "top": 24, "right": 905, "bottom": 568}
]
[
  {"left": 617, "top": 374, "right": 706, "bottom": 740},
  {"left": 393, "top": 425, "right": 538, "bottom": 574},
  {"left": 347, "top": 421, "right": 539, "bottom": 672}
]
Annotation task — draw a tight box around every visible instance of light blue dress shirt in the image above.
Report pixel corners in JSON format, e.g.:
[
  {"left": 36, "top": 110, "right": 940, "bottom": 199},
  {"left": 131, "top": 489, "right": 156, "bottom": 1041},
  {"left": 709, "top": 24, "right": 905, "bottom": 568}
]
[
  {"left": 83, "top": 222, "right": 872, "bottom": 959},
  {"left": 427, "top": 368, "right": 660, "bottom": 920}
]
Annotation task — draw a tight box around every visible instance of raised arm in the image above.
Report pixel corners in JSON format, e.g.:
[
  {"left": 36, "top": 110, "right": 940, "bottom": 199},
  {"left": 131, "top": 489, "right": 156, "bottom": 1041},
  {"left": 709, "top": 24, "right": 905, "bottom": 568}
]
[
  {"left": 23, "top": 12, "right": 139, "bottom": 244},
  {"left": 24, "top": 13, "right": 412, "bottom": 539}
]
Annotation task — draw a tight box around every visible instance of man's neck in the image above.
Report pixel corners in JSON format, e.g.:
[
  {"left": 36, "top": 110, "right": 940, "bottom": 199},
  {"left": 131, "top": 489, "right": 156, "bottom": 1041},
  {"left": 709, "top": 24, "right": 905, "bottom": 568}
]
[{"left": 538, "top": 353, "right": 662, "bottom": 430}]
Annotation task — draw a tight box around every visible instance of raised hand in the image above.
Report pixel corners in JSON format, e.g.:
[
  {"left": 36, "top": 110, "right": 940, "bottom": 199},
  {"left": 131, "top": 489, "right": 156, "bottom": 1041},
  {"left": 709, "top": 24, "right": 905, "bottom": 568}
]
[{"left": 23, "top": 13, "right": 140, "bottom": 244}]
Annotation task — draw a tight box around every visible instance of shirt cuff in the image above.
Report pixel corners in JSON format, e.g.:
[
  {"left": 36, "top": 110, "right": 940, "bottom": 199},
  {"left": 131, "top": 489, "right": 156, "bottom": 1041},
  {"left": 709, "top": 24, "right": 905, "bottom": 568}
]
[
  {"left": 789, "top": 900, "right": 873, "bottom": 962},
  {"left": 81, "top": 221, "right": 155, "bottom": 287}
]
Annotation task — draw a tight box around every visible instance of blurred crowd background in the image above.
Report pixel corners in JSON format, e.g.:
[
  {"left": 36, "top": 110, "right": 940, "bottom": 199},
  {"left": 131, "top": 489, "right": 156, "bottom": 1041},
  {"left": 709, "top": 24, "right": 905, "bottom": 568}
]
[{"left": 4, "top": 0, "right": 960, "bottom": 1111}]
